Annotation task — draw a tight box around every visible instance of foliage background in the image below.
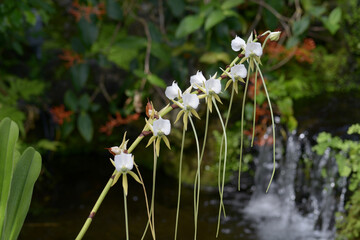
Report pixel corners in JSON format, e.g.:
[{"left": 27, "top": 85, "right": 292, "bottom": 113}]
[{"left": 1, "top": 0, "right": 360, "bottom": 239}]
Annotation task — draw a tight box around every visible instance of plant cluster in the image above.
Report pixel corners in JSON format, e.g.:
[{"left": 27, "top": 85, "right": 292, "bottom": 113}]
[{"left": 74, "top": 30, "right": 281, "bottom": 240}]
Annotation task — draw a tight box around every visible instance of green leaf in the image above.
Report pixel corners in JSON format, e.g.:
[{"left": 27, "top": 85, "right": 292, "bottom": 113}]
[
  {"left": 348, "top": 124, "right": 360, "bottom": 135},
  {"left": 64, "top": 90, "right": 78, "bottom": 111},
  {"left": 106, "top": 0, "right": 122, "bottom": 20},
  {"left": 24, "top": 11, "right": 37, "bottom": 26},
  {"left": 322, "top": 7, "right": 342, "bottom": 35},
  {"left": 78, "top": 94, "right": 91, "bottom": 111},
  {"left": 70, "top": 63, "right": 89, "bottom": 91},
  {"left": 175, "top": 15, "right": 204, "bottom": 38},
  {"left": 3, "top": 147, "right": 41, "bottom": 240},
  {"left": 77, "top": 112, "right": 93, "bottom": 142},
  {"left": 205, "top": 10, "right": 226, "bottom": 31},
  {"left": 221, "top": 0, "right": 244, "bottom": 9},
  {"left": 147, "top": 74, "right": 166, "bottom": 88},
  {"left": 166, "top": 0, "right": 185, "bottom": 17},
  {"left": 263, "top": 0, "right": 284, "bottom": 30},
  {"left": 277, "top": 97, "right": 293, "bottom": 116},
  {"left": 286, "top": 36, "right": 300, "bottom": 48},
  {"left": 199, "top": 52, "right": 230, "bottom": 64},
  {"left": 292, "top": 16, "right": 310, "bottom": 36},
  {"left": 0, "top": 118, "right": 19, "bottom": 237},
  {"left": 36, "top": 139, "right": 62, "bottom": 152},
  {"left": 308, "top": 6, "right": 326, "bottom": 18},
  {"left": 78, "top": 17, "right": 99, "bottom": 46}
]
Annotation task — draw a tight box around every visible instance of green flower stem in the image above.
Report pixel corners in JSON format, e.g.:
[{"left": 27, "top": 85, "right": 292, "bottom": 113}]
[
  {"left": 213, "top": 98, "right": 228, "bottom": 237},
  {"left": 251, "top": 67, "right": 258, "bottom": 147},
  {"left": 217, "top": 85, "right": 235, "bottom": 214},
  {"left": 189, "top": 116, "right": 201, "bottom": 240},
  {"left": 238, "top": 64, "right": 252, "bottom": 191},
  {"left": 174, "top": 126, "right": 186, "bottom": 240},
  {"left": 141, "top": 142, "right": 158, "bottom": 239},
  {"left": 75, "top": 170, "right": 116, "bottom": 240},
  {"left": 200, "top": 106, "right": 210, "bottom": 162},
  {"left": 134, "top": 163, "right": 155, "bottom": 240},
  {"left": 254, "top": 61, "right": 276, "bottom": 193},
  {"left": 124, "top": 188, "right": 129, "bottom": 240}
]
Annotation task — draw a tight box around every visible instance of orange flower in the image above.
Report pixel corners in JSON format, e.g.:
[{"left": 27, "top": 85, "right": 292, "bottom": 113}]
[
  {"left": 99, "top": 113, "right": 140, "bottom": 135},
  {"left": 58, "top": 49, "right": 83, "bottom": 68},
  {"left": 50, "top": 105, "right": 73, "bottom": 125},
  {"left": 69, "top": 0, "right": 106, "bottom": 22}
]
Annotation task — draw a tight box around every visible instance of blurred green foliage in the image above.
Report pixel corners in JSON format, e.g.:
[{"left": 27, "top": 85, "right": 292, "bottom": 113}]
[
  {"left": 1, "top": 0, "right": 357, "bottom": 145},
  {"left": 313, "top": 124, "right": 360, "bottom": 240}
]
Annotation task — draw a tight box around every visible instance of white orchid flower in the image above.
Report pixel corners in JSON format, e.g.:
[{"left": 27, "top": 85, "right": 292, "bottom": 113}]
[
  {"left": 190, "top": 71, "right": 206, "bottom": 89},
  {"left": 182, "top": 93, "right": 199, "bottom": 110},
  {"left": 114, "top": 153, "right": 134, "bottom": 173},
  {"left": 230, "top": 64, "right": 247, "bottom": 82},
  {"left": 245, "top": 42, "right": 263, "bottom": 58},
  {"left": 153, "top": 117, "right": 171, "bottom": 136},
  {"left": 165, "top": 81, "right": 182, "bottom": 100},
  {"left": 231, "top": 36, "right": 246, "bottom": 52},
  {"left": 205, "top": 77, "right": 221, "bottom": 94}
]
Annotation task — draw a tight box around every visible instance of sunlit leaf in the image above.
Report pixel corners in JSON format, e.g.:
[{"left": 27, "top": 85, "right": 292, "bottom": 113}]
[{"left": 175, "top": 15, "right": 204, "bottom": 38}]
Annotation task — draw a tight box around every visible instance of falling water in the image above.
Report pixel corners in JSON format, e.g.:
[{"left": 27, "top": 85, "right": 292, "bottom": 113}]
[{"left": 240, "top": 129, "right": 348, "bottom": 240}]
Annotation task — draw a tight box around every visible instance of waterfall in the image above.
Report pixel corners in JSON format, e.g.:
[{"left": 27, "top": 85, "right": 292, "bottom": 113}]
[{"left": 242, "top": 130, "right": 346, "bottom": 240}]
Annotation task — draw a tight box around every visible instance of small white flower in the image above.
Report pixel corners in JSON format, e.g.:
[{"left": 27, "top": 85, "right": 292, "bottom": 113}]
[
  {"left": 230, "top": 64, "right": 247, "bottom": 81},
  {"left": 245, "top": 42, "right": 263, "bottom": 58},
  {"left": 114, "top": 153, "right": 134, "bottom": 172},
  {"left": 182, "top": 93, "right": 199, "bottom": 110},
  {"left": 153, "top": 117, "right": 171, "bottom": 136},
  {"left": 190, "top": 71, "right": 206, "bottom": 89},
  {"left": 231, "top": 36, "right": 246, "bottom": 52},
  {"left": 269, "top": 31, "right": 281, "bottom": 41},
  {"left": 165, "top": 81, "right": 182, "bottom": 100},
  {"left": 205, "top": 78, "right": 221, "bottom": 94}
]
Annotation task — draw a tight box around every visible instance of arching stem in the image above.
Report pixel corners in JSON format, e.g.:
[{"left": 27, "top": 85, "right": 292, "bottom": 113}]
[
  {"left": 238, "top": 64, "right": 252, "bottom": 191},
  {"left": 189, "top": 116, "right": 201, "bottom": 240},
  {"left": 254, "top": 61, "right": 276, "bottom": 193},
  {"left": 213, "top": 98, "right": 228, "bottom": 237},
  {"left": 174, "top": 126, "right": 186, "bottom": 240}
]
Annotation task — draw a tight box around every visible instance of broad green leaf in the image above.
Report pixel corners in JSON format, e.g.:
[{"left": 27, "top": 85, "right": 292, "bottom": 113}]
[
  {"left": 3, "top": 147, "right": 41, "bottom": 240},
  {"left": 0, "top": 118, "right": 19, "bottom": 237},
  {"left": 221, "top": 0, "right": 244, "bottom": 10},
  {"left": 292, "top": 16, "right": 310, "bottom": 36},
  {"left": 64, "top": 90, "right": 78, "bottom": 111},
  {"left": 70, "top": 63, "right": 89, "bottom": 91},
  {"left": 175, "top": 15, "right": 204, "bottom": 38},
  {"left": 77, "top": 112, "right": 93, "bottom": 142},
  {"left": 147, "top": 74, "right": 166, "bottom": 88},
  {"left": 78, "top": 17, "right": 99, "bottom": 46},
  {"left": 166, "top": 0, "right": 185, "bottom": 17},
  {"left": 62, "top": 118, "right": 75, "bottom": 138},
  {"left": 205, "top": 10, "right": 226, "bottom": 31},
  {"left": 106, "top": 0, "right": 122, "bottom": 20}
]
